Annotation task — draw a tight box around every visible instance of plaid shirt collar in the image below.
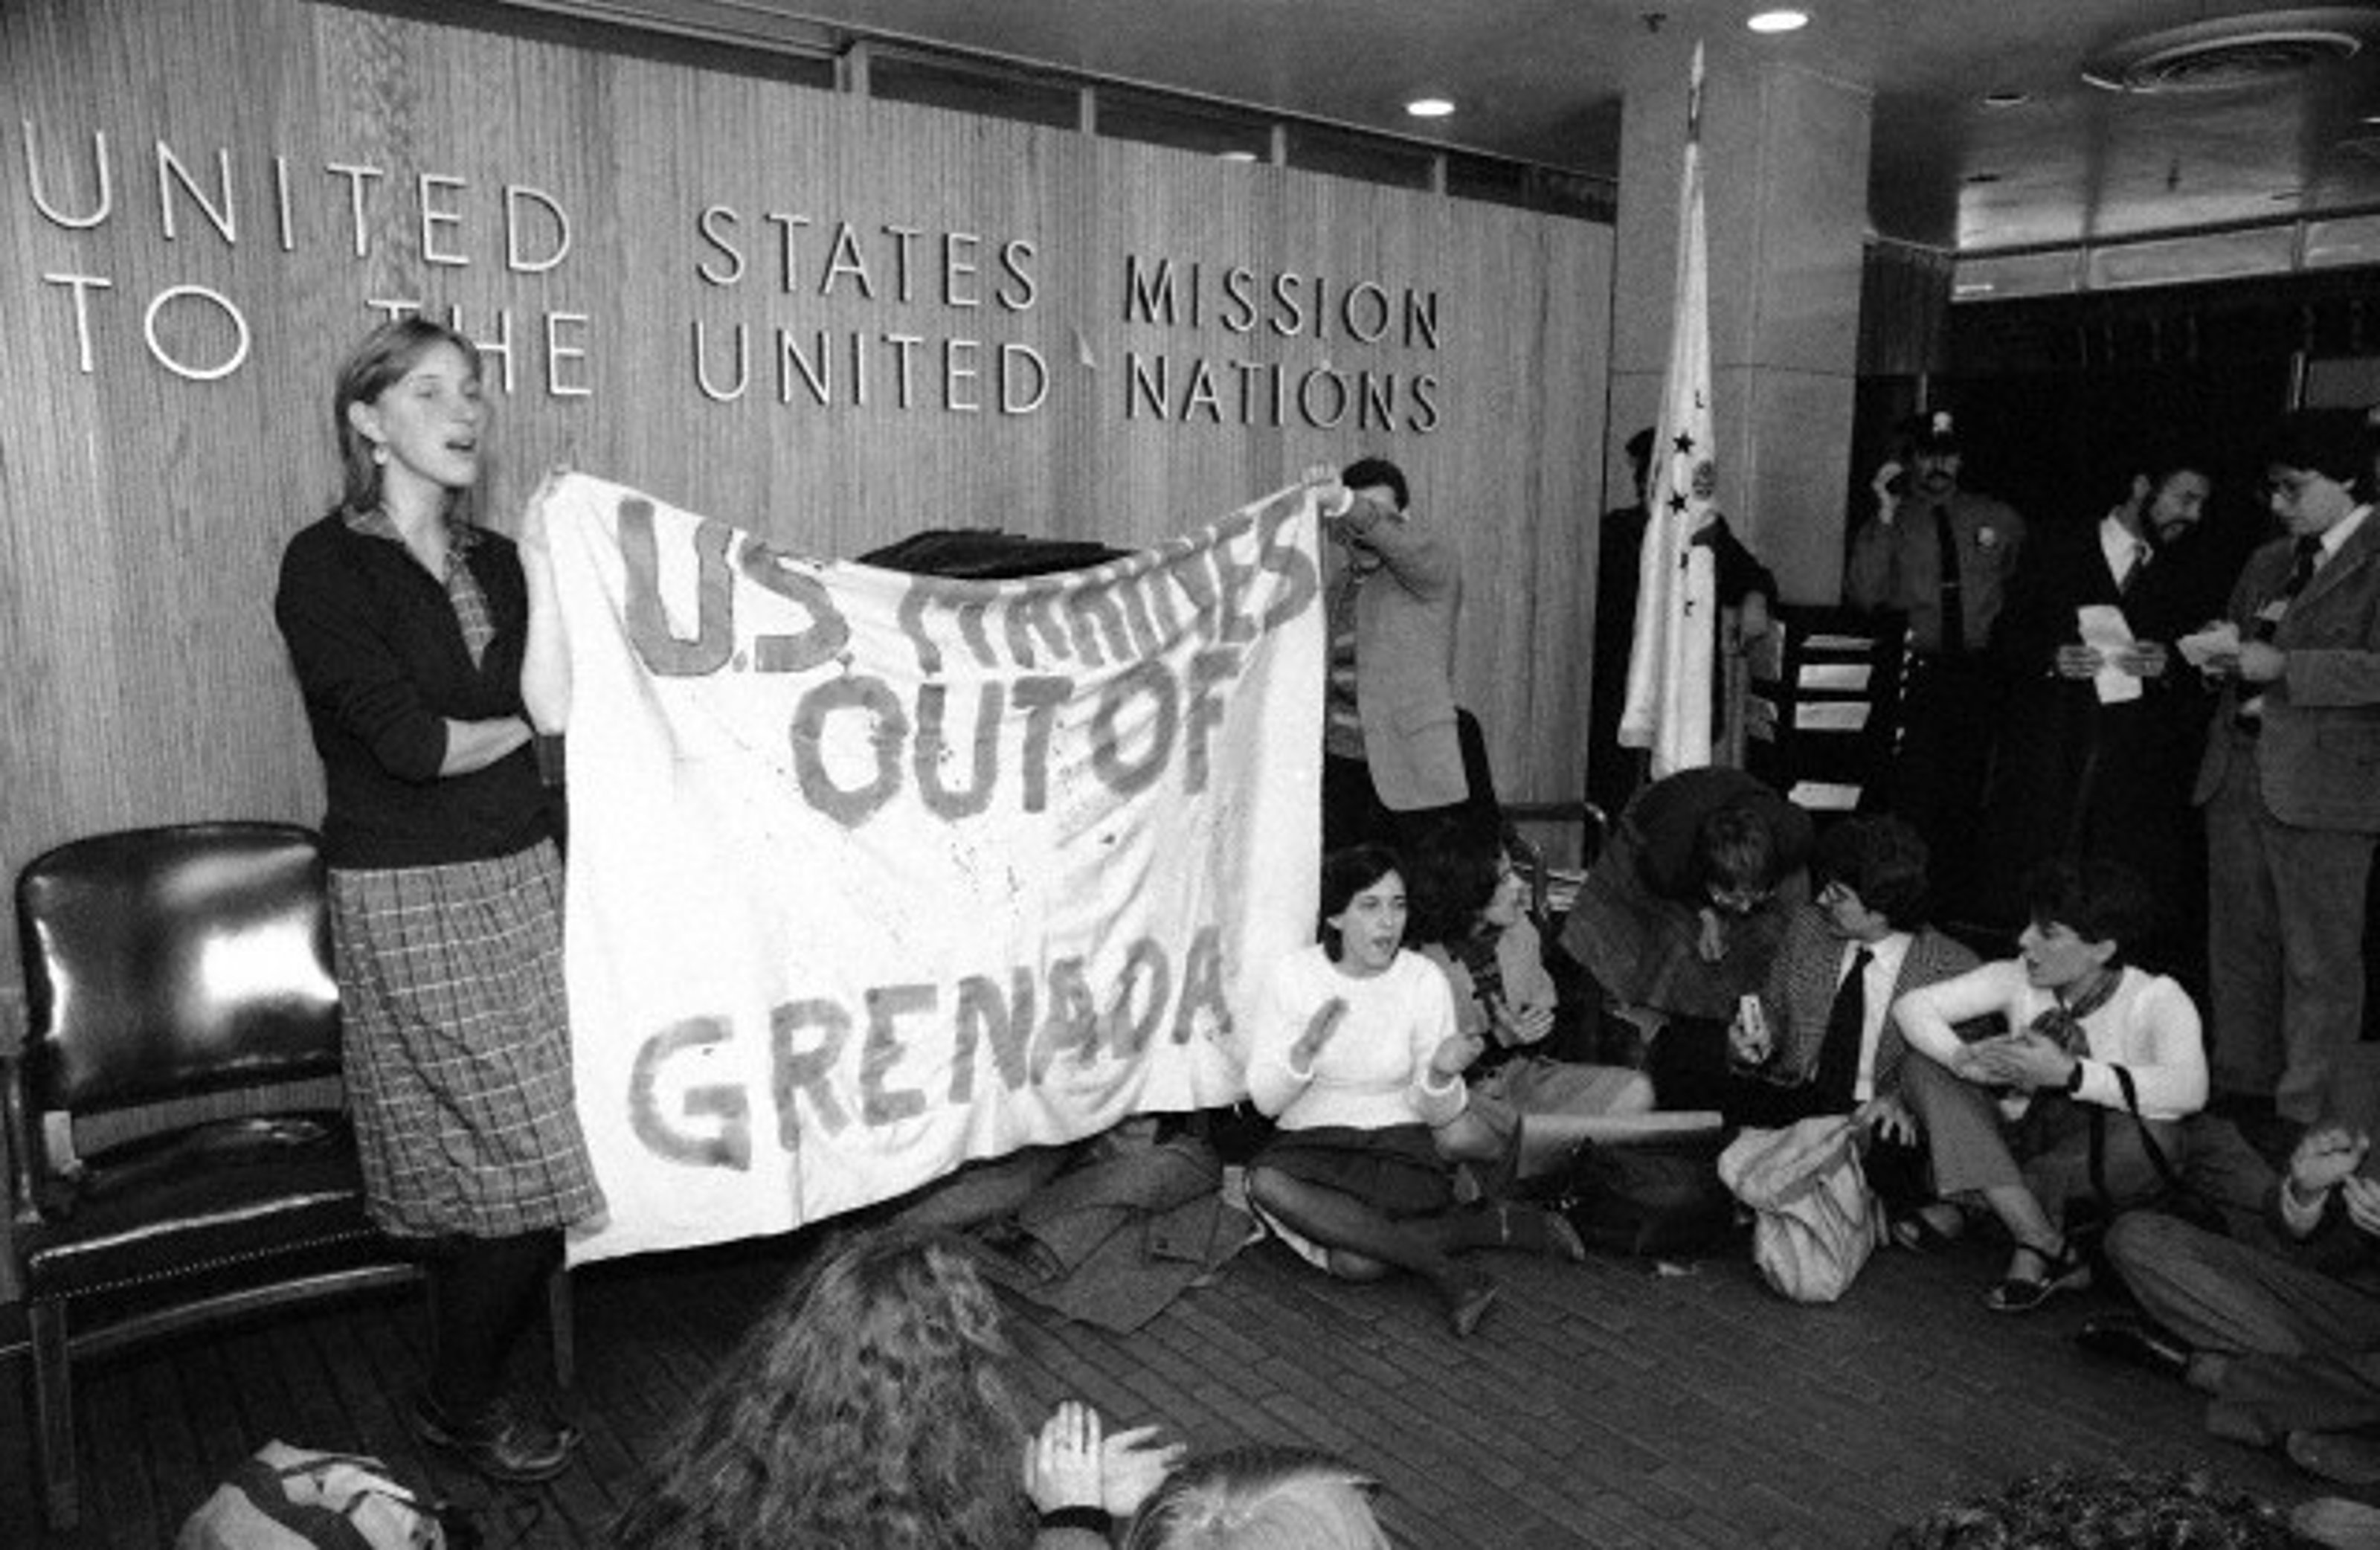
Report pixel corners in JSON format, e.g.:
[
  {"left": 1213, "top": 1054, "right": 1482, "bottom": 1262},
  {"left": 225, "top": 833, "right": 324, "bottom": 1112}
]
[{"left": 344, "top": 504, "right": 481, "bottom": 556}]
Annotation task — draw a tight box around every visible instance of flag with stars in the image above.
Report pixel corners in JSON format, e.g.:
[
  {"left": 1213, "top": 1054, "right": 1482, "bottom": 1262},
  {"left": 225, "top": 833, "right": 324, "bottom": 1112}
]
[{"left": 1618, "top": 42, "right": 1720, "bottom": 778}]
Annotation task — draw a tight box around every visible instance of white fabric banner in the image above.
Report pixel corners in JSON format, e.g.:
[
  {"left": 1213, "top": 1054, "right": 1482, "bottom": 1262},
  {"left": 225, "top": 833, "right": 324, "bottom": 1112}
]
[
  {"left": 537, "top": 472, "right": 1325, "bottom": 1264},
  {"left": 1620, "top": 43, "right": 1720, "bottom": 779}
]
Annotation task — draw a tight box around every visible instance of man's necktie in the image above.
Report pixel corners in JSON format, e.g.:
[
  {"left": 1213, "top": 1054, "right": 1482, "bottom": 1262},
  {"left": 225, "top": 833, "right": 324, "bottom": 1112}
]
[
  {"left": 1932, "top": 504, "right": 1965, "bottom": 655},
  {"left": 2236, "top": 536, "right": 2325, "bottom": 735},
  {"left": 1812, "top": 946, "right": 1874, "bottom": 1109},
  {"left": 2251, "top": 535, "right": 2325, "bottom": 645},
  {"left": 2117, "top": 539, "right": 2149, "bottom": 597}
]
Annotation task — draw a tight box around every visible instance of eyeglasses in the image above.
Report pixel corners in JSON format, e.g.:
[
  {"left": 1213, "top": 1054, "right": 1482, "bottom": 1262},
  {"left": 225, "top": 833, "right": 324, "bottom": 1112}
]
[
  {"left": 2263, "top": 470, "right": 2320, "bottom": 501},
  {"left": 1707, "top": 882, "right": 1773, "bottom": 915}
]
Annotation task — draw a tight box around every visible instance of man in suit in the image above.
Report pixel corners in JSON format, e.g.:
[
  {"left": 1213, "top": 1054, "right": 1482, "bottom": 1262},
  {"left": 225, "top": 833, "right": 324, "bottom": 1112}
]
[
  {"left": 1981, "top": 456, "right": 2213, "bottom": 951},
  {"left": 2193, "top": 410, "right": 2380, "bottom": 1129},
  {"left": 2082, "top": 1046, "right": 2380, "bottom": 1488},
  {"left": 1846, "top": 411, "right": 2027, "bottom": 927},
  {"left": 1318, "top": 456, "right": 1485, "bottom": 859},
  {"left": 1649, "top": 815, "right": 1977, "bottom": 1218}
]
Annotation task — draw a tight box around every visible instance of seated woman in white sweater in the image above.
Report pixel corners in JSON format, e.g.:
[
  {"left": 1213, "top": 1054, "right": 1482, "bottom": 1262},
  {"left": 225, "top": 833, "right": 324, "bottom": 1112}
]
[
  {"left": 1892, "top": 858, "right": 2207, "bottom": 1313},
  {"left": 1243, "top": 844, "right": 1583, "bottom": 1340}
]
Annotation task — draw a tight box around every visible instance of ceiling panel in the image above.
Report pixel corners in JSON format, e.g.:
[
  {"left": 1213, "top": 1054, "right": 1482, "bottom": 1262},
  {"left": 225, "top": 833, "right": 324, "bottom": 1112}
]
[{"left": 606, "top": 1, "right": 2380, "bottom": 251}]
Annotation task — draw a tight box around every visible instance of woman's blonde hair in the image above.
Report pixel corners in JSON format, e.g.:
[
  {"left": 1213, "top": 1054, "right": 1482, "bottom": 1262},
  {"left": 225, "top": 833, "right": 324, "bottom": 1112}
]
[{"left": 1122, "top": 1446, "right": 1388, "bottom": 1550}]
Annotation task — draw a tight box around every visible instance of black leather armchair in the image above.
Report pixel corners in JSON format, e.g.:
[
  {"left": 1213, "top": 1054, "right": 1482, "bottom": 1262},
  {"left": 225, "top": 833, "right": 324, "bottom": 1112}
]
[{"left": 2, "top": 822, "right": 567, "bottom": 1529}]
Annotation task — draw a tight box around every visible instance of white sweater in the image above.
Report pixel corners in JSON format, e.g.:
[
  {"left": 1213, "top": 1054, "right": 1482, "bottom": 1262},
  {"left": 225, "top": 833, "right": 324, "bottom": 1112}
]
[
  {"left": 1244, "top": 945, "right": 1466, "bottom": 1131},
  {"left": 1894, "top": 960, "right": 2208, "bottom": 1120}
]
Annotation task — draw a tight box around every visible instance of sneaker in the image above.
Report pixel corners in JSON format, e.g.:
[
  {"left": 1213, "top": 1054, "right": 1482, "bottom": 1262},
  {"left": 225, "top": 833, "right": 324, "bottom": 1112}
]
[{"left": 408, "top": 1389, "right": 578, "bottom": 1485}]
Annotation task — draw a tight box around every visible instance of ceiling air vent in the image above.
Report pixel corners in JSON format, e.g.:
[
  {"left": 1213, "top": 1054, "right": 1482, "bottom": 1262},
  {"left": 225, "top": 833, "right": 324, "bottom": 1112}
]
[{"left": 2083, "top": 7, "right": 2374, "bottom": 93}]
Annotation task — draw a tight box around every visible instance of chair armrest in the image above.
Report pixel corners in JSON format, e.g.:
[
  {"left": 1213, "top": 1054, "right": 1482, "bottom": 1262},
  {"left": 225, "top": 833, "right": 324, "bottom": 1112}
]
[
  {"left": 1500, "top": 801, "right": 1608, "bottom": 930},
  {"left": 1, "top": 1052, "right": 38, "bottom": 1232}
]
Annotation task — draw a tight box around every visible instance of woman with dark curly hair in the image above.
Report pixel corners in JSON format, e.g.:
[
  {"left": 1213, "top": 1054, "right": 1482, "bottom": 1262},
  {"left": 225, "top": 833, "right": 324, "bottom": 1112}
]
[
  {"left": 1402, "top": 826, "right": 1653, "bottom": 1181},
  {"left": 614, "top": 1226, "right": 1175, "bottom": 1549}
]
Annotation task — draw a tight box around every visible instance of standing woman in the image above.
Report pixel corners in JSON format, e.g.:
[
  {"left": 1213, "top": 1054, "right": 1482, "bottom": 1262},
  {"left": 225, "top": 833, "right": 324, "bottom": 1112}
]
[{"left": 274, "top": 315, "right": 602, "bottom": 1483}]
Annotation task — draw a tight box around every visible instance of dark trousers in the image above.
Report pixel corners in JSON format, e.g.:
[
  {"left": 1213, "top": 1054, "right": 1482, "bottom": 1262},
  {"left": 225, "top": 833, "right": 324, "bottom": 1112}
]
[
  {"left": 1321, "top": 715, "right": 1501, "bottom": 864},
  {"left": 1886, "top": 654, "right": 2004, "bottom": 929}
]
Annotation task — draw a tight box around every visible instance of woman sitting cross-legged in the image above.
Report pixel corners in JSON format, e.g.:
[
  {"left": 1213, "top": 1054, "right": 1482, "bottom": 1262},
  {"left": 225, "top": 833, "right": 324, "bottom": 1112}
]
[
  {"left": 1892, "top": 857, "right": 2209, "bottom": 1313},
  {"left": 1402, "top": 826, "right": 1653, "bottom": 1183},
  {"left": 1243, "top": 843, "right": 1585, "bottom": 1340}
]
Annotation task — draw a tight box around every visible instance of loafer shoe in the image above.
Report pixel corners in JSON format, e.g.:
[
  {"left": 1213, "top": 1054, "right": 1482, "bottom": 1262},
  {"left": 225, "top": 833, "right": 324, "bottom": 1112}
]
[
  {"left": 2290, "top": 1430, "right": 2380, "bottom": 1489},
  {"left": 2075, "top": 1313, "right": 2193, "bottom": 1382},
  {"left": 1443, "top": 1270, "right": 1501, "bottom": 1340},
  {"left": 408, "top": 1389, "right": 578, "bottom": 1485}
]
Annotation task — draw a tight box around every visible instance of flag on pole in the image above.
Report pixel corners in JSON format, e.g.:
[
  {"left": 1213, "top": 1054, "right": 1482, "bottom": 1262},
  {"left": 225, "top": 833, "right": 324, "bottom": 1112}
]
[{"left": 1618, "top": 42, "right": 1720, "bottom": 779}]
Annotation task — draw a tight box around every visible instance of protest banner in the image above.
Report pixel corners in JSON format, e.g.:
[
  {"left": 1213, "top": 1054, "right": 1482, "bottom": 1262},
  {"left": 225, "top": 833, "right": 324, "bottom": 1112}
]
[{"left": 538, "top": 472, "right": 1324, "bottom": 1262}]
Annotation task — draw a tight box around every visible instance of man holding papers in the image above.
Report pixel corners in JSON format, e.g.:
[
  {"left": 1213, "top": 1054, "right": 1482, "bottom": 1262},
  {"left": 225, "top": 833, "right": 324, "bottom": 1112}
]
[
  {"left": 2193, "top": 411, "right": 2380, "bottom": 1131},
  {"left": 1981, "top": 454, "right": 2215, "bottom": 957}
]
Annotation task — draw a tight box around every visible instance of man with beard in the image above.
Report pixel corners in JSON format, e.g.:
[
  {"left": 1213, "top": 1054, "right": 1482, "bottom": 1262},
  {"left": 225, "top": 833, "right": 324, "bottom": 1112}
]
[
  {"left": 1847, "top": 411, "right": 2027, "bottom": 928},
  {"left": 1981, "top": 456, "right": 2214, "bottom": 964}
]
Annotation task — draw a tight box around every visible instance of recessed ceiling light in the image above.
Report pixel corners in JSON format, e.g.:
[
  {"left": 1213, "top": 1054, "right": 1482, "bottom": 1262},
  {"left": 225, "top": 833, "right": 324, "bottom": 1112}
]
[
  {"left": 1405, "top": 97, "right": 1456, "bottom": 119},
  {"left": 1747, "top": 9, "right": 1810, "bottom": 33},
  {"left": 1984, "top": 89, "right": 2032, "bottom": 108}
]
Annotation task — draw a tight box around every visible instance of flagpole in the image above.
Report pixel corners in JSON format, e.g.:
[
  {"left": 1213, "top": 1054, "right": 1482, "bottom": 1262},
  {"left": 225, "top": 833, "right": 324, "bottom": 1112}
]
[{"left": 1617, "top": 43, "right": 1720, "bottom": 779}]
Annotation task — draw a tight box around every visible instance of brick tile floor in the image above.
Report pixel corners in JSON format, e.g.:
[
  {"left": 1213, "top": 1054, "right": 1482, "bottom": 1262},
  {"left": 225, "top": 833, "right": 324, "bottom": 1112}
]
[{"left": 4, "top": 1218, "right": 2364, "bottom": 1546}]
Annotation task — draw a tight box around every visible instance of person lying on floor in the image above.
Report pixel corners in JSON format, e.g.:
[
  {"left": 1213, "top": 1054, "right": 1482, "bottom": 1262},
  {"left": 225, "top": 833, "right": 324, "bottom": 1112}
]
[
  {"left": 1242, "top": 843, "right": 1585, "bottom": 1340},
  {"left": 1402, "top": 823, "right": 1653, "bottom": 1184},
  {"left": 1650, "top": 815, "right": 1976, "bottom": 1240},
  {"left": 1891, "top": 857, "right": 2208, "bottom": 1313},
  {"left": 2079, "top": 1045, "right": 2380, "bottom": 1492}
]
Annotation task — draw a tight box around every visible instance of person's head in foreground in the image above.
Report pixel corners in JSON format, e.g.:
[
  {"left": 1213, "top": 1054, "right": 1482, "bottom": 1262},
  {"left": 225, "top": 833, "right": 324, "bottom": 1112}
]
[
  {"left": 1888, "top": 1464, "right": 2303, "bottom": 1549},
  {"left": 2017, "top": 857, "right": 2155, "bottom": 993},
  {"left": 612, "top": 1224, "right": 1033, "bottom": 1550},
  {"left": 1122, "top": 1445, "right": 1389, "bottom": 1550},
  {"left": 1319, "top": 843, "right": 1409, "bottom": 977}
]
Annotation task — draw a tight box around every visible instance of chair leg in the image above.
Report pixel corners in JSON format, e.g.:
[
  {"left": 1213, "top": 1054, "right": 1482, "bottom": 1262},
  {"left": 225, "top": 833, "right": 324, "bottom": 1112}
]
[
  {"left": 29, "top": 1299, "right": 78, "bottom": 1531},
  {"left": 547, "top": 1264, "right": 575, "bottom": 1391}
]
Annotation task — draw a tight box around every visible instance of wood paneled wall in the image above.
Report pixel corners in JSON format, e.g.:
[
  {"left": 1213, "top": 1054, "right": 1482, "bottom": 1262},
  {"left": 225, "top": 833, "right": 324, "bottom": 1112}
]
[{"left": 0, "top": 0, "right": 1614, "bottom": 1003}]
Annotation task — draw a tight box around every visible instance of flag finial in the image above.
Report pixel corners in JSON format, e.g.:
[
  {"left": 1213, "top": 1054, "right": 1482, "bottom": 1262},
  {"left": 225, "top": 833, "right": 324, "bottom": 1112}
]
[{"left": 1687, "top": 42, "right": 1705, "bottom": 143}]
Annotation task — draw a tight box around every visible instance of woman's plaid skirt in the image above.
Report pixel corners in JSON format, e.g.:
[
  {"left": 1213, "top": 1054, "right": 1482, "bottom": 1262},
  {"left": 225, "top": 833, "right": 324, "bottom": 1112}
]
[{"left": 329, "top": 840, "right": 605, "bottom": 1239}]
